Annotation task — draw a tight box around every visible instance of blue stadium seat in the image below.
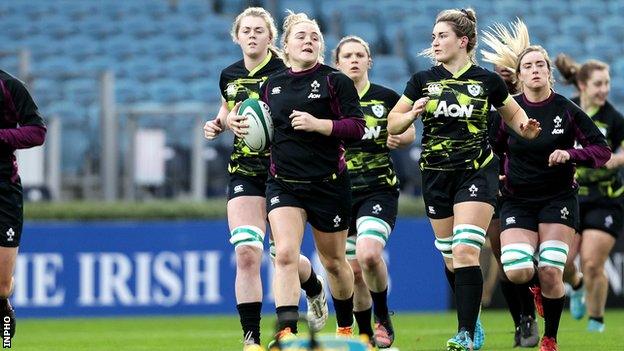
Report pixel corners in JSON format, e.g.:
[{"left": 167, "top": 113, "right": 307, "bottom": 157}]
[
  {"left": 62, "top": 36, "right": 101, "bottom": 60},
  {"left": 570, "top": 0, "right": 607, "bottom": 20},
  {"left": 164, "top": 58, "right": 205, "bottom": 81},
  {"left": 532, "top": 0, "right": 569, "bottom": 21},
  {"left": 81, "top": 56, "right": 115, "bottom": 75},
  {"left": 177, "top": 1, "right": 213, "bottom": 19},
  {"left": 47, "top": 100, "right": 88, "bottom": 126},
  {"left": 122, "top": 17, "right": 160, "bottom": 38},
  {"left": 342, "top": 21, "right": 381, "bottom": 52},
  {"left": 32, "top": 57, "right": 77, "bottom": 78},
  {"left": 81, "top": 18, "right": 122, "bottom": 39},
  {"left": 115, "top": 79, "right": 148, "bottom": 104},
  {"left": 611, "top": 58, "right": 624, "bottom": 78},
  {"left": 545, "top": 37, "right": 584, "bottom": 59},
  {"left": 371, "top": 55, "right": 409, "bottom": 83},
  {"left": 523, "top": 15, "right": 552, "bottom": 44},
  {"left": 493, "top": 0, "right": 532, "bottom": 18},
  {"left": 403, "top": 16, "right": 434, "bottom": 47},
  {"left": 121, "top": 59, "right": 164, "bottom": 82},
  {"left": 32, "top": 78, "right": 64, "bottom": 108},
  {"left": 101, "top": 35, "right": 144, "bottom": 61},
  {"left": 65, "top": 78, "right": 99, "bottom": 106},
  {"left": 585, "top": 39, "right": 621, "bottom": 62},
  {"left": 280, "top": 0, "right": 316, "bottom": 17},
  {"left": 598, "top": 17, "right": 624, "bottom": 41},
  {"left": 559, "top": 16, "right": 596, "bottom": 41},
  {"left": 147, "top": 79, "right": 187, "bottom": 103},
  {"left": 608, "top": 1, "right": 624, "bottom": 17},
  {"left": 189, "top": 79, "right": 220, "bottom": 103}
]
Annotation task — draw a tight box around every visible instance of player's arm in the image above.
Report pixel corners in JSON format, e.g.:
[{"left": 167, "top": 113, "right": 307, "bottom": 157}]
[
  {"left": 204, "top": 98, "right": 230, "bottom": 140},
  {"left": 496, "top": 98, "right": 540, "bottom": 140},
  {"left": 387, "top": 96, "right": 428, "bottom": 135},
  {"left": 0, "top": 78, "right": 46, "bottom": 149},
  {"left": 387, "top": 124, "right": 416, "bottom": 150}
]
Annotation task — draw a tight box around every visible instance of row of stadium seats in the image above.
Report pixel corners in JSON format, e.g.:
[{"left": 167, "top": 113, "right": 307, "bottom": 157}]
[{"left": 0, "top": 0, "right": 622, "bottom": 180}]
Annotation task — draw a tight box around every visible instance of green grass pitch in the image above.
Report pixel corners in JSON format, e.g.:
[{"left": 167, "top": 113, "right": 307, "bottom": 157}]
[{"left": 12, "top": 309, "right": 624, "bottom": 350}]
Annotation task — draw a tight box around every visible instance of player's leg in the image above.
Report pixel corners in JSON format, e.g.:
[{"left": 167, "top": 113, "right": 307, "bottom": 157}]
[
  {"left": 445, "top": 201, "right": 492, "bottom": 350},
  {"left": 580, "top": 229, "right": 615, "bottom": 332},
  {"left": 312, "top": 226, "right": 354, "bottom": 335},
  {"left": 268, "top": 206, "right": 307, "bottom": 336},
  {"left": 227, "top": 195, "right": 267, "bottom": 347},
  {"left": 563, "top": 233, "right": 585, "bottom": 320},
  {"left": 0, "top": 180, "right": 23, "bottom": 341},
  {"left": 348, "top": 244, "right": 374, "bottom": 341},
  {"left": 268, "top": 238, "right": 328, "bottom": 332},
  {"left": 536, "top": 223, "right": 575, "bottom": 350},
  {"left": 354, "top": 191, "right": 398, "bottom": 348}
]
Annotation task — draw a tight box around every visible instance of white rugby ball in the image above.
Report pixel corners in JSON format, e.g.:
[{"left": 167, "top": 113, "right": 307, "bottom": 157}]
[{"left": 238, "top": 98, "right": 274, "bottom": 152}]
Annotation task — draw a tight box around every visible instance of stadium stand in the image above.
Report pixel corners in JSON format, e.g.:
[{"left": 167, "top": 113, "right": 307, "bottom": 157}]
[{"left": 0, "top": 0, "right": 621, "bottom": 198}]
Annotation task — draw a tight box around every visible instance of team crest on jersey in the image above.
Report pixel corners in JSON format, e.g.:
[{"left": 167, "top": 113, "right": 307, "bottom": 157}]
[
  {"left": 226, "top": 83, "right": 237, "bottom": 98},
  {"left": 372, "top": 105, "right": 385, "bottom": 117},
  {"left": 552, "top": 115, "right": 564, "bottom": 135},
  {"left": 467, "top": 84, "right": 481, "bottom": 97},
  {"left": 427, "top": 83, "right": 442, "bottom": 95}
]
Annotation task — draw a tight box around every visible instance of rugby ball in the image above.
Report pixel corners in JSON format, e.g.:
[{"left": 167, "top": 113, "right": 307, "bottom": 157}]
[{"left": 238, "top": 98, "right": 273, "bottom": 152}]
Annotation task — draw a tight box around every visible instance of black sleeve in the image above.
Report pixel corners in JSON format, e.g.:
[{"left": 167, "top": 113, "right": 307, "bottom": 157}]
[
  {"left": 329, "top": 72, "right": 364, "bottom": 119},
  {"left": 567, "top": 107, "right": 611, "bottom": 168},
  {"left": 609, "top": 109, "right": 624, "bottom": 150},
  {"left": 218, "top": 70, "right": 227, "bottom": 100},
  {"left": 384, "top": 88, "right": 401, "bottom": 109},
  {"left": 402, "top": 73, "right": 422, "bottom": 104},
  {"left": 4, "top": 78, "right": 44, "bottom": 126},
  {"left": 487, "top": 72, "right": 510, "bottom": 108},
  {"left": 488, "top": 110, "right": 508, "bottom": 156},
  {"left": 260, "top": 78, "right": 269, "bottom": 104}
]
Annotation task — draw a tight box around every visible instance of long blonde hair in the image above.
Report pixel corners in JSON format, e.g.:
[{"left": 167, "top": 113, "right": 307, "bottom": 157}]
[
  {"left": 230, "top": 7, "right": 280, "bottom": 55},
  {"left": 421, "top": 8, "right": 478, "bottom": 64},
  {"left": 481, "top": 19, "right": 554, "bottom": 91},
  {"left": 280, "top": 10, "right": 325, "bottom": 66}
]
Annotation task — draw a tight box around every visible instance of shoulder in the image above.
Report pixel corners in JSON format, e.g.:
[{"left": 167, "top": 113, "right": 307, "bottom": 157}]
[
  {"left": 369, "top": 83, "right": 399, "bottom": 102},
  {"left": 263, "top": 55, "right": 288, "bottom": 74},
  {"left": 220, "top": 59, "right": 245, "bottom": 79},
  {"left": 553, "top": 93, "right": 580, "bottom": 110},
  {"left": 0, "top": 71, "right": 29, "bottom": 93},
  {"left": 602, "top": 101, "right": 624, "bottom": 120}
]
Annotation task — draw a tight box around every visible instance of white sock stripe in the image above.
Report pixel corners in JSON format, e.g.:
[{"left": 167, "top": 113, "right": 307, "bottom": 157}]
[
  {"left": 229, "top": 225, "right": 265, "bottom": 248},
  {"left": 539, "top": 240, "right": 569, "bottom": 255},
  {"left": 356, "top": 216, "right": 391, "bottom": 234},
  {"left": 453, "top": 224, "right": 486, "bottom": 237}
]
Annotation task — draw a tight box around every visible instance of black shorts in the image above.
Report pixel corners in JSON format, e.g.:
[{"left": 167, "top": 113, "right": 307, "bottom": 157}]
[
  {"left": 227, "top": 172, "right": 267, "bottom": 200},
  {"left": 500, "top": 191, "right": 579, "bottom": 232},
  {"left": 421, "top": 160, "right": 499, "bottom": 219},
  {"left": 348, "top": 188, "right": 399, "bottom": 236},
  {"left": 266, "top": 172, "right": 352, "bottom": 232},
  {"left": 579, "top": 200, "right": 623, "bottom": 238},
  {"left": 0, "top": 181, "right": 23, "bottom": 248}
]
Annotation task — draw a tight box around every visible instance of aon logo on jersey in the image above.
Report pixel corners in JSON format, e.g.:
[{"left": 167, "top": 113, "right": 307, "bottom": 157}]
[
  {"left": 433, "top": 101, "right": 474, "bottom": 118},
  {"left": 362, "top": 126, "right": 381, "bottom": 140}
]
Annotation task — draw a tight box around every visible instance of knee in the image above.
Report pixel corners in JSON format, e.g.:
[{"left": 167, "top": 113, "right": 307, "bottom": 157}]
[
  {"left": 505, "top": 268, "right": 534, "bottom": 284},
  {"left": 322, "top": 257, "right": 346, "bottom": 276},
  {"left": 356, "top": 245, "right": 383, "bottom": 271},
  {"left": 273, "top": 246, "right": 299, "bottom": 269},
  {"left": 0, "top": 277, "right": 12, "bottom": 298},
  {"left": 350, "top": 262, "right": 364, "bottom": 283},
  {"left": 583, "top": 259, "right": 604, "bottom": 278},
  {"left": 538, "top": 266, "right": 562, "bottom": 287},
  {"left": 235, "top": 246, "right": 262, "bottom": 270},
  {"left": 452, "top": 244, "right": 478, "bottom": 264}
]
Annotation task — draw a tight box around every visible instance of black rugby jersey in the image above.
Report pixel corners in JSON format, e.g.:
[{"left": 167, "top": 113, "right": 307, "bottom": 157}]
[
  {"left": 571, "top": 98, "right": 624, "bottom": 201},
  {"left": 402, "top": 63, "right": 509, "bottom": 170},
  {"left": 261, "top": 63, "right": 365, "bottom": 181},
  {"left": 491, "top": 92, "right": 610, "bottom": 199},
  {"left": 0, "top": 70, "right": 46, "bottom": 182},
  {"left": 345, "top": 82, "right": 400, "bottom": 192},
  {"left": 219, "top": 51, "right": 285, "bottom": 176}
]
